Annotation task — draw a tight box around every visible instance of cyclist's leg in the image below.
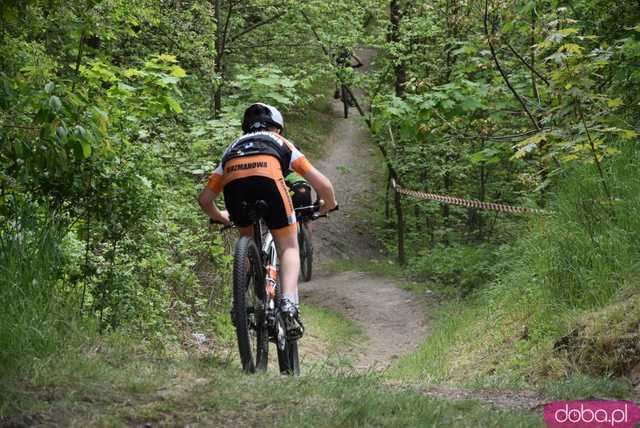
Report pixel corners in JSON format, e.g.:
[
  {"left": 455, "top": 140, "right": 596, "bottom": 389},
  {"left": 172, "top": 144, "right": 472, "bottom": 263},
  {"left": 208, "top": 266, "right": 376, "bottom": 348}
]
[
  {"left": 272, "top": 228, "right": 300, "bottom": 299},
  {"left": 273, "top": 226, "right": 304, "bottom": 338}
]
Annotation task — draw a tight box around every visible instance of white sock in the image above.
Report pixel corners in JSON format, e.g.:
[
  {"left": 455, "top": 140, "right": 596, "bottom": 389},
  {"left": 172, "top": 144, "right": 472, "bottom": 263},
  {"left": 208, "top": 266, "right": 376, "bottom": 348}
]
[{"left": 284, "top": 292, "right": 299, "bottom": 306}]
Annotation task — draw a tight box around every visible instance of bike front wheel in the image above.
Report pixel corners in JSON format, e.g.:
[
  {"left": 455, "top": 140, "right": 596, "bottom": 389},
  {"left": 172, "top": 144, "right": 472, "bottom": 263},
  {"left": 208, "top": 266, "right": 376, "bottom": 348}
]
[
  {"left": 299, "top": 223, "right": 313, "bottom": 282},
  {"left": 233, "top": 236, "right": 269, "bottom": 373}
]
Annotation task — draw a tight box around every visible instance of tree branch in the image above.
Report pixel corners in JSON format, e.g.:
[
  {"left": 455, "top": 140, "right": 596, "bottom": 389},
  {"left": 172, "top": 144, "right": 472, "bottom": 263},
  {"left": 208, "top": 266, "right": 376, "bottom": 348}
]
[
  {"left": 483, "top": 0, "right": 541, "bottom": 131},
  {"left": 228, "top": 11, "right": 287, "bottom": 45},
  {"left": 219, "top": 0, "right": 236, "bottom": 59},
  {"left": 503, "top": 40, "right": 549, "bottom": 86},
  {"left": 300, "top": 10, "right": 331, "bottom": 58}
]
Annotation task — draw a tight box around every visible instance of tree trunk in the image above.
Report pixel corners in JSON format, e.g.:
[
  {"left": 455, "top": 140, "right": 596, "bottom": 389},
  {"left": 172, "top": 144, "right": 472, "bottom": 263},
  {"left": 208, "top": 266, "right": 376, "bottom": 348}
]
[
  {"left": 530, "top": 3, "right": 540, "bottom": 103},
  {"left": 389, "top": 0, "right": 406, "bottom": 98},
  {"left": 213, "top": 0, "right": 223, "bottom": 117},
  {"left": 385, "top": 172, "right": 391, "bottom": 220},
  {"left": 394, "top": 183, "right": 406, "bottom": 265}
]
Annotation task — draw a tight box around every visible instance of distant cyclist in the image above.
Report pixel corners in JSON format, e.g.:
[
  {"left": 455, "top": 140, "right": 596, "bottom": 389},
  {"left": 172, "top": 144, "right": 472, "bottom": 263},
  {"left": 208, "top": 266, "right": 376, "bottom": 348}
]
[
  {"left": 198, "top": 103, "right": 338, "bottom": 338},
  {"left": 334, "top": 46, "right": 363, "bottom": 101},
  {"left": 286, "top": 170, "right": 314, "bottom": 217}
]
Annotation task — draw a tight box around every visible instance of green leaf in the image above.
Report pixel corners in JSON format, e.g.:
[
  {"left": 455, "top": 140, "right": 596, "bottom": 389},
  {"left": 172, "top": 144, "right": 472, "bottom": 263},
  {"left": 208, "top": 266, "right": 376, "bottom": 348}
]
[
  {"left": 512, "top": 133, "right": 546, "bottom": 159},
  {"left": 80, "top": 140, "right": 92, "bottom": 158},
  {"left": 156, "top": 54, "right": 178, "bottom": 63},
  {"left": 170, "top": 66, "right": 186, "bottom": 78},
  {"left": 267, "top": 92, "right": 293, "bottom": 105},
  {"left": 45, "top": 82, "right": 55, "bottom": 94},
  {"left": 607, "top": 98, "right": 624, "bottom": 108},
  {"left": 123, "top": 68, "right": 145, "bottom": 78},
  {"left": 164, "top": 96, "right": 183, "bottom": 113},
  {"left": 117, "top": 82, "right": 136, "bottom": 92},
  {"left": 559, "top": 43, "right": 584, "bottom": 56},
  {"left": 460, "top": 96, "right": 483, "bottom": 112},
  {"left": 160, "top": 75, "right": 180, "bottom": 85},
  {"left": 620, "top": 129, "right": 638, "bottom": 140},
  {"left": 93, "top": 107, "right": 109, "bottom": 133},
  {"left": 49, "top": 95, "right": 62, "bottom": 112},
  {"left": 559, "top": 28, "right": 580, "bottom": 36},
  {"left": 56, "top": 126, "right": 68, "bottom": 140}
]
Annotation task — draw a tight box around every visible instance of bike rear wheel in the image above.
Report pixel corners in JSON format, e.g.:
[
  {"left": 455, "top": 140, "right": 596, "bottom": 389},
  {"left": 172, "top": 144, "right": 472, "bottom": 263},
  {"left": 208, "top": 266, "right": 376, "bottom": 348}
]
[
  {"left": 299, "top": 223, "right": 313, "bottom": 282},
  {"left": 233, "top": 236, "right": 269, "bottom": 373}
]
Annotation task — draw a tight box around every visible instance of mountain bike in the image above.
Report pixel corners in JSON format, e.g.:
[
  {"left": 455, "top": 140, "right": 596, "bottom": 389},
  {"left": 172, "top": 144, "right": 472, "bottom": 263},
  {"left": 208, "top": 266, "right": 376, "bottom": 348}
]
[
  {"left": 213, "top": 201, "right": 335, "bottom": 375},
  {"left": 295, "top": 201, "right": 328, "bottom": 283}
]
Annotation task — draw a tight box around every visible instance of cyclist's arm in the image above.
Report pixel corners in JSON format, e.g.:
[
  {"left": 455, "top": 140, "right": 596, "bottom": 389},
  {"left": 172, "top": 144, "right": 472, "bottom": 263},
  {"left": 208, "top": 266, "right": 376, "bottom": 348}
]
[
  {"left": 282, "top": 136, "right": 337, "bottom": 214},
  {"left": 198, "top": 188, "right": 230, "bottom": 225},
  {"left": 198, "top": 166, "right": 231, "bottom": 224},
  {"left": 302, "top": 167, "right": 337, "bottom": 215}
]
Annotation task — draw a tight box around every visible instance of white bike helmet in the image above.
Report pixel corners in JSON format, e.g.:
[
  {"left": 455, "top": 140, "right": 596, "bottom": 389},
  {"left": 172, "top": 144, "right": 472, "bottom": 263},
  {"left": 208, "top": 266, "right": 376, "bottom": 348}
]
[{"left": 242, "top": 102, "right": 284, "bottom": 133}]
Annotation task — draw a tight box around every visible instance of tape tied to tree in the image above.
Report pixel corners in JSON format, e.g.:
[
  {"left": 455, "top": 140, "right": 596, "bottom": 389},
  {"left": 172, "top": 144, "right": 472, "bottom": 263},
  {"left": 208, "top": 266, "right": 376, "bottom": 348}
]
[{"left": 390, "top": 179, "right": 545, "bottom": 215}]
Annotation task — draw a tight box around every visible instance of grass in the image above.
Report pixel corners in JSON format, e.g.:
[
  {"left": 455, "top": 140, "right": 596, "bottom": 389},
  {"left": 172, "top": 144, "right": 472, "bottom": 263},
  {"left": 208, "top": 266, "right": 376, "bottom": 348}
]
[
  {"left": 0, "top": 263, "right": 543, "bottom": 427},
  {"left": 1, "top": 334, "right": 545, "bottom": 427},
  {"left": 301, "top": 304, "right": 363, "bottom": 368}
]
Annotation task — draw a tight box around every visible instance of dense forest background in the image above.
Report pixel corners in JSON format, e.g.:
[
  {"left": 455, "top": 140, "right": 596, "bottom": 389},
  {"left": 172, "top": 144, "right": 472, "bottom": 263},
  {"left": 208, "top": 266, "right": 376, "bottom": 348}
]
[{"left": 1, "top": 0, "right": 640, "bottom": 419}]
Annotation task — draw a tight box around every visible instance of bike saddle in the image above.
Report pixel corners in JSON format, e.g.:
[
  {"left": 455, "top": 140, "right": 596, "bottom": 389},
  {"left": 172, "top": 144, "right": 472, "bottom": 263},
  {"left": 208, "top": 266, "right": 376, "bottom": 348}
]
[{"left": 241, "top": 200, "right": 270, "bottom": 221}]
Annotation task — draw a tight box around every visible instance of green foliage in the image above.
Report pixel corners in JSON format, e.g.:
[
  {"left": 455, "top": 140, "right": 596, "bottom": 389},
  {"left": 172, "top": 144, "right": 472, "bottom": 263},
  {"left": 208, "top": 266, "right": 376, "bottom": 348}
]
[
  {"left": 231, "top": 64, "right": 304, "bottom": 107},
  {"left": 0, "top": 205, "right": 85, "bottom": 397},
  {"left": 408, "top": 243, "right": 507, "bottom": 297},
  {"left": 391, "top": 141, "right": 640, "bottom": 388},
  {"left": 0, "top": 0, "right": 370, "bottom": 403}
]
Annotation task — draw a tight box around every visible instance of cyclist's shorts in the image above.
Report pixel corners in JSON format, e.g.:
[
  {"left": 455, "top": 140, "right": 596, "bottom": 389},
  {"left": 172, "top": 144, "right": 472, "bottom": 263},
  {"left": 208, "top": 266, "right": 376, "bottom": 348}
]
[{"left": 222, "top": 155, "right": 297, "bottom": 238}]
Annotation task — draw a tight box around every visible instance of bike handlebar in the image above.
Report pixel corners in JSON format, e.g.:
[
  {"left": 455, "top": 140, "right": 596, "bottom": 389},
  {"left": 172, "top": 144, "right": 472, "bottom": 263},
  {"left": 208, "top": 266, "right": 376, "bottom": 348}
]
[
  {"left": 294, "top": 202, "right": 339, "bottom": 221},
  {"left": 294, "top": 201, "right": 339, "bottom": 213},
  {"left": 210, "top": 203, "right": 338, "bottom": 229},
  {"left": 209, "top": 219, "right": 235, "bottom": 232}
]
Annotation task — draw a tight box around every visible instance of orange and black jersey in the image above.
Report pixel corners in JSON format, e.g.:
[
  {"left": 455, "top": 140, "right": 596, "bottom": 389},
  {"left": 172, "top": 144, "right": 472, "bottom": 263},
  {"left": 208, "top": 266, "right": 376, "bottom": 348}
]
[{"left": 206, "top": 131, "right": 312, "bottom": 193}]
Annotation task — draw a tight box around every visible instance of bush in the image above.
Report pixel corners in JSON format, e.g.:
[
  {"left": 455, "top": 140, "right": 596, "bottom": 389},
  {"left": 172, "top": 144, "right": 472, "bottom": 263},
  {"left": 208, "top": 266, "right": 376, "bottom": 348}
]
[{"left": 407, "top": 243, "right": 510, "bottom": 297}]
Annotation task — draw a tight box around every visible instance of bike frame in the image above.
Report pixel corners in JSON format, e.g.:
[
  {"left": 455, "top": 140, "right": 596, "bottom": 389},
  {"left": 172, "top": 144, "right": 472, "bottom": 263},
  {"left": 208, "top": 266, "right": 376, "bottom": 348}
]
[{"left": 247, "top": 215, "right": 288, "bottom": 352}]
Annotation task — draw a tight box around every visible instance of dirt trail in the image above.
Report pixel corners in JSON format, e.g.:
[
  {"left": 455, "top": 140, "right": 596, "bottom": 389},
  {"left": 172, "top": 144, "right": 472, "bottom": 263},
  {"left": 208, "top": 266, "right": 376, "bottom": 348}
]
[{"left": 300, "top": 48, "right": 429, "bottom": 371}]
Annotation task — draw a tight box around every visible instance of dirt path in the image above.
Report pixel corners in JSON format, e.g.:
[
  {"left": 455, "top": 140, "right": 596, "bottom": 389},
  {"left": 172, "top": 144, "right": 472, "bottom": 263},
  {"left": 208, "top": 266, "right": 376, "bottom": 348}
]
[{"left": 300, "top": 49, "right": 429, "bottom": 371}]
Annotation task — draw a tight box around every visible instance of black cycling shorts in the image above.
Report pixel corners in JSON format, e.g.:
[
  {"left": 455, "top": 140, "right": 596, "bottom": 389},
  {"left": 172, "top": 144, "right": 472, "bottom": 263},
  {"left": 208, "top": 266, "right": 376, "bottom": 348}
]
[{"left": 223, "top": 175, "right": 297, "bottom": 237}]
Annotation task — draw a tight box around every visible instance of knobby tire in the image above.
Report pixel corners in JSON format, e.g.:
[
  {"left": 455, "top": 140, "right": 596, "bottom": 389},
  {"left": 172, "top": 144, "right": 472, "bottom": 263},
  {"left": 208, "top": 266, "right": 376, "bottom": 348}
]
[
  {"left": 233, "top": 236, "right": 269, "bottom": 373},
  {"left": 299, "top": 223, "right": 313, "bottom": 282}
]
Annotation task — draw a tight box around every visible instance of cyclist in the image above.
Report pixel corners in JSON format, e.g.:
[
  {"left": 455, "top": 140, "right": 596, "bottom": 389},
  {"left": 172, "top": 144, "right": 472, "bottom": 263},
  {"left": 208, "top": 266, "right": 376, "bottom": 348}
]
[
  {"left": 198, "top": 102, "right": 338, "bottom": 339},
  {"left": 333, "top": 46, "right": 363, "bottom": 101},
  {"left": 286, "top": 170, "right": 314, "bottom": 218}
]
